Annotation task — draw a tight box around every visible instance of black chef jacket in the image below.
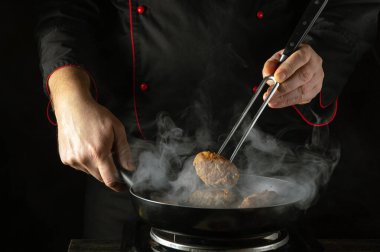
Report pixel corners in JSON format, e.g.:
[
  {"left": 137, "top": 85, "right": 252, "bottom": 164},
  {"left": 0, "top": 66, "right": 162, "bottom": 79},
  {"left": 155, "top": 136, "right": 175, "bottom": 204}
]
[{"left": 36, "top": 0, "right": 380, "bottom": 142}]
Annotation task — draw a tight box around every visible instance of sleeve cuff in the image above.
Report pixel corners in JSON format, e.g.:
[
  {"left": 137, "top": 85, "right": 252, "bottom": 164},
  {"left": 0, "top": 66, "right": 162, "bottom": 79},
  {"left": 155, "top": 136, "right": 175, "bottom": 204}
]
[{"left": 292, "top": 93, "right": 338, "bottom": 127}]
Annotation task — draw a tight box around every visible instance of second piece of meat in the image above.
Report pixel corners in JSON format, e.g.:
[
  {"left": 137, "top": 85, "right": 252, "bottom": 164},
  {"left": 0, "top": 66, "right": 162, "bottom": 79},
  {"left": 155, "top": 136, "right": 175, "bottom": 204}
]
[{"left": 188, "top": 188, "right": 237, "bottom": 208}]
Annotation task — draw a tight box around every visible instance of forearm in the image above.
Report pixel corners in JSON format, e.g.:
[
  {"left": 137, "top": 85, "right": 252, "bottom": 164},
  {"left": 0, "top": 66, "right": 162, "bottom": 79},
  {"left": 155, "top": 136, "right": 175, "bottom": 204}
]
[{"left": 48, "top": 66, "right": 93, "bottom": 114}]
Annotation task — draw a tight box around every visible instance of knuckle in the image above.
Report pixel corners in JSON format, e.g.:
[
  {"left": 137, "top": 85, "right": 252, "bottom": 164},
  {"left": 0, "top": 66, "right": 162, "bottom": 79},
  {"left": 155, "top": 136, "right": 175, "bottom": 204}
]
[
  {"left": 303, "top": 44, "right": 311, "bottom": 50},
  {"left": 59, "top": 153, "right": 67, "bottom": 164},
  {"left": 89, "top": 152, "right": 102, "bottom": 164},
  {"left": 296, "top": 50, "right": 308, "bottom": 64},
  {"left": 60, "top": 154, "right": 71, "bottom": 165},
  {"left": 89, "top": 145, "right": 105, "bottom": 161},
  {"left": 76, "top": 154, "right": 89, "bottom": 165},
  {"left": 297, "top": 49, "right": 305, "bottom": 58},
  {"left": 299, "top": 85, "right": 307, "bottom": 96},
  {"left": 317, "top": 55, "right": 323, "bottom": 65},
  {"left": 303, "top": 44, "right": 313, "bottom": 55},
  {"left": 63, "top": 157, "right": 77, "bottom": 167},
  {"left": 307, "top": 84, "right": 316, "bottom": 94},
  {"left": 277, "top": 95, "right": 285, "bottom": 103},
  {"left": 115, "top": 121, "right": 126, "bottom": 134},
  {"left": 282, "top": 62, "right": 293, "bottom": 74},
  {"left": 103, "top": 178, "right": 117, "bottom": 188},
  {"left": 298, "top": 68, "right": 311, "bottom": 82},
  {"left": 315, "top": 83, "right": 323, "bottom": 93},
  {"left": 320, "top": 69, "right": 325, "bottom": 79},
  {"left": 61, "top": 158, "right": 69, "bottom": 166},
  {"left": 279, "top": 82, "right": 288, "bottom": 93},
  {"left": 300, "top": 48, "right": 312, "bottom": 64},
  {"left": 285, "top": 97, "right": 294, "bottom": 106}
]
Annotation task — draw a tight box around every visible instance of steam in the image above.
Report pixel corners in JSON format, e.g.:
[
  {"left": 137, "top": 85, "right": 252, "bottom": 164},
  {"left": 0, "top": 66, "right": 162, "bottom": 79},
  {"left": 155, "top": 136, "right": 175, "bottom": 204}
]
[
  {"left": 131, "top": 108, "right": 214, "bottom": 198},
  {"left": 243, "top": 125, "right": 340, "bottom": 209},
  {"left": 130, "top": 109, "right": 340, "bottom": 209}
]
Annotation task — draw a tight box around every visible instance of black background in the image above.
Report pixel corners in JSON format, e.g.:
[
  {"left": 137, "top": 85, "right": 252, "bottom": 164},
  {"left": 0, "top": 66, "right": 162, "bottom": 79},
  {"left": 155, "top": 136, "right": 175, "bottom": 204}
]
[{"left": 2, "top": 1, "right": 380, "bottom": 252}]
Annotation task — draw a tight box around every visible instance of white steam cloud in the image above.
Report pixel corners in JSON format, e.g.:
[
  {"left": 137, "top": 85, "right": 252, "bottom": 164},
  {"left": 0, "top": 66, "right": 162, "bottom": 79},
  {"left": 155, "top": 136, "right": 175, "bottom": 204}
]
[{"left": 129, "top": 110, "right": 340, "bottom": 210}]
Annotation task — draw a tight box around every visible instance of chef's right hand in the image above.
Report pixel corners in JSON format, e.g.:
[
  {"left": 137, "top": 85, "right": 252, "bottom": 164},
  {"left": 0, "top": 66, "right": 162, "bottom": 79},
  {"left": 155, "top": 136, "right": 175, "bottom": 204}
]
[{"left": 48, "top": 66, "right": 135, "bottom": 192}]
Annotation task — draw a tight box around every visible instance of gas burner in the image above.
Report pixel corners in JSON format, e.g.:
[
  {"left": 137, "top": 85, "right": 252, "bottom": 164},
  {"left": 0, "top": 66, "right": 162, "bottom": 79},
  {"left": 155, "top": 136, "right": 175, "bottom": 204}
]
[{"left": 150, "top": 228, "right": 289, "bottom": 252}]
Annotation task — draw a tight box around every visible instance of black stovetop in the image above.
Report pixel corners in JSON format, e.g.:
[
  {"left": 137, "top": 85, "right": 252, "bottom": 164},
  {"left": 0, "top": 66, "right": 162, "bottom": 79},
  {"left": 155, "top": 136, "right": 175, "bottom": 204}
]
[
  {"left": 68, "top": 236, "right": 380, "bottom": 252},
  {"left": 119, "top": 220, "right": 324, "bottom": 252}
]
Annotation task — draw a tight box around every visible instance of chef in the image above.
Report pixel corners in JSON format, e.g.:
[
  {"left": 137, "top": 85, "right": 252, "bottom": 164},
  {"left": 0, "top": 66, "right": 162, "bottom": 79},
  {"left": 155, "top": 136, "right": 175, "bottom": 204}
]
[{"left": 36, "top": 0, "right": 380, "bottom": 239}]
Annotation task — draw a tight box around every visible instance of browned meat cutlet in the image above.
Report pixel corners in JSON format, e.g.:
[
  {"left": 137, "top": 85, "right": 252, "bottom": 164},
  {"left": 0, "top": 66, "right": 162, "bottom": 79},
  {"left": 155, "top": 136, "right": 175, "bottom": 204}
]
[
  {"left": 188, "top": 188, "right": 237, "bottom": 208},
  {"left": 239, "top": 190, "right": 278, "bottom": 208},
  {"left": 193, "top": 151, "right": 239, "bottom": 187}
]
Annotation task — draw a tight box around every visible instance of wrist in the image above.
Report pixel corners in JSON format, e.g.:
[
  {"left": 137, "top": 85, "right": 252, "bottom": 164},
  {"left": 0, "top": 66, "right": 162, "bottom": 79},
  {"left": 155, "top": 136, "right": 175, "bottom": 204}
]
[{"left": 48, "top": 66, "right": 94, "bottom": 109}]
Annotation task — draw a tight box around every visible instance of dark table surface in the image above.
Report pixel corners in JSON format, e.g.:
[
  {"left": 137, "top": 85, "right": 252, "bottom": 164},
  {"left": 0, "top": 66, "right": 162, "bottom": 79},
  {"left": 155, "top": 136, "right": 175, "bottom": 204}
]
[{"left": 68, "top": 239, "right": 380, "bottom": 252}]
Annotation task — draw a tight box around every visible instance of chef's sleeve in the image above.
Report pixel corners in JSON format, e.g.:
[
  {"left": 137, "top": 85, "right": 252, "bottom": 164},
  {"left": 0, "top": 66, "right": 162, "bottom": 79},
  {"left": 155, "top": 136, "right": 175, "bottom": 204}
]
[
  {"left": 296, "top": 0, "right": 380, "bottom": 125},
  {"left": 35, "top": 0, "right": 102, "bottom": 96}
]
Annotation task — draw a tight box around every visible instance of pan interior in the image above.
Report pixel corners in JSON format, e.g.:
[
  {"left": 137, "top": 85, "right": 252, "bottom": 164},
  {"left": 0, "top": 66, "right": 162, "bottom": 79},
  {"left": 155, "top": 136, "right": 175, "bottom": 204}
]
[
  {"left": 236, "top": 175, "right": 306, "bottom": 206},
  {"left": 131, "top": 175, "right": 307, "bottom": 209}
]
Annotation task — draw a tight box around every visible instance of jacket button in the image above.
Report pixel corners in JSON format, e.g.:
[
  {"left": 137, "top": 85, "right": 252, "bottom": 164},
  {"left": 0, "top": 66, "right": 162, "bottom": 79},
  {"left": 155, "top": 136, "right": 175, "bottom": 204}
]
[
  {"left": 140, "top": 82, "right": 149, "bottom": 92},
  {"left": 256, "top": 10, "right": 264, "bottom": 20},
  {"left": 252, "top": 85, "right": 258, "bottom": 93},
  {"left": 137, "top": 5, "right": 145, "bottom": 14}
]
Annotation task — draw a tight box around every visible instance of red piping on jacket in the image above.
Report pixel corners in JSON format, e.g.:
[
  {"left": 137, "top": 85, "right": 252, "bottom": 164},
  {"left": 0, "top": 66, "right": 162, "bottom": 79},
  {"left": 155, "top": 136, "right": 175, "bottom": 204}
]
[
  {"left": 292, "top": 98, "right": 338, "bottom": 127},
  {"left": 129, "top": 0, "right": 146, "bottom": 139},
  {"left": 46, "top": 100, "right": 57, "bottom": 126},
  {"left": 319, "top": 92, "right": 334, "bottom": 109},
  {"left": 45, "top": 64, "right": 99, "bottom": 126}
]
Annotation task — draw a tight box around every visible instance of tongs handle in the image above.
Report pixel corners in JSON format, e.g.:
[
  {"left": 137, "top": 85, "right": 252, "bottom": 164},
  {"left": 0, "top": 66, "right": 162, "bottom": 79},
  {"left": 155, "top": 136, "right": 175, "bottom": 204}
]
[
  {"left": 281, "top": 0, "right": 329, "bottom": 62},
  {"left": 218, "top": 0, "right": 329, "bottom": 162}
]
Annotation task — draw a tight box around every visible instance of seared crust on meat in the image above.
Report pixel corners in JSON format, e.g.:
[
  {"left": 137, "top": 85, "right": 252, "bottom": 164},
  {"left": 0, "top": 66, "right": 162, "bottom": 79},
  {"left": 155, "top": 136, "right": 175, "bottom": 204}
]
[
  {"left": 193, "top": 151, "right": 239, "bottom": 187},
  {"left": 188, "top": 188, "right": 237, "bottom": 208}
]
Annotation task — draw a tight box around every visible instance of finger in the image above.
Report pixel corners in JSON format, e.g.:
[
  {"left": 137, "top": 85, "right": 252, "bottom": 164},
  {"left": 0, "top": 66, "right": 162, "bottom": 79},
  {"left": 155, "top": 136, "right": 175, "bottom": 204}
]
[
  {"left": 60, "top": 155, "right": 88, "bottom": 173},
  {"left": 82, "top": 162, "right": 103, "bottom": 182},
  {"left": 71, "top": 164, "right": 90, "bottom": 175},
  {"left": 274, "top": 45, "right": 312, "bottom": 83},
  {"left": 61, "top": 145, "right": 104, "bottom": 182},
  {"left": 87, "top": 169, "right": 104, "bottom": 182},
  {"left": 113, "top": 123, "right": 136, "bottom": 171},
  {"left": 262, "top": 49, "right": 283, "bottom": 77},
  {"left": 63, "top": 157, "right": 104, "bottom": 182},
  {"left": 68, "top": 162, "right": 102, "bottom": 182},
  {"left": 268, "top": 86, "right": 305, "bottom": 108},
  {"left": 273, "top": 63, "right": 315, "bottom": 96},
  {"left": 97, "top": 155, "right": 127, "bottom": 192},
  {"left": 269, "top": 84, "right": 317, "bottom": 108}
]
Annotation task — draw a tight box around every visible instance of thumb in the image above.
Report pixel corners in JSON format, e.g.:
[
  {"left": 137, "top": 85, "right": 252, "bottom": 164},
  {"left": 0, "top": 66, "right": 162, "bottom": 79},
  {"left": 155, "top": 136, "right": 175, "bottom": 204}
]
[
  {"left": 262, "top": 58, "right": 279, "bottom": 78},
  {"left": 262, "top": 50, "right": 283, "bottom": 78},
  {"left": 113, "top": 123, "right": 136, "bottom": 171}
]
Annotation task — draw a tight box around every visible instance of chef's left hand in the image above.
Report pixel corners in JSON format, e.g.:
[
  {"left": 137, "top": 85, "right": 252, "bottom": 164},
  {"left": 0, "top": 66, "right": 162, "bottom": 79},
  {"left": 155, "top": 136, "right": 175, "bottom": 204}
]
[{"left": 262, "top": 44, "right": 324, "bottom": 108}]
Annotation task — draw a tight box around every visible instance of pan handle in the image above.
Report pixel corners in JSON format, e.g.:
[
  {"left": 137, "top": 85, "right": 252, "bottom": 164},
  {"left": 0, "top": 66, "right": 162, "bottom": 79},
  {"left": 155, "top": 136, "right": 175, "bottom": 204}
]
[
  {"left": 112, "top": 151, "right": 135, "bottom": 187},
  {"left": 118, "top": 169, "right": 134, "bottom": 188}
]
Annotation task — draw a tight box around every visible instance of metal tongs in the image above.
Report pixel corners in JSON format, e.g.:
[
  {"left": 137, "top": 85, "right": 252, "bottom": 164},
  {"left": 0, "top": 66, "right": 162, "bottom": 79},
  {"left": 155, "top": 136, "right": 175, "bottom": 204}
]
[{"left": 218, "top": 0, "right": 329, "bottom": 162}]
